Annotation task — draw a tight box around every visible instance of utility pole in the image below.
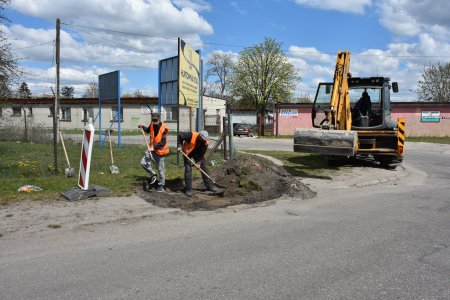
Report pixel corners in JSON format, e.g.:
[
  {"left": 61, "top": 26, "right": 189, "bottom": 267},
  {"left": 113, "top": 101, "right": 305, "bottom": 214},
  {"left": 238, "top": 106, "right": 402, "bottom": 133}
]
[{"left": 53, "top": 18, "right": 60, "bottom": 174}]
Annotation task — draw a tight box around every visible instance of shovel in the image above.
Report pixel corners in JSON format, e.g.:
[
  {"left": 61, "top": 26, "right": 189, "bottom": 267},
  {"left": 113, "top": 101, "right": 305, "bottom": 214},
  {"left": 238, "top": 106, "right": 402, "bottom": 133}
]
[
  {"left": 178, "top": 149, "right": 228, "bottom": 188},
  {"left": 58, "top": 132, "right": 75, "bottom": 178},
  {"left": 140, "top": 128, "right": 157, "bottom": 166},
  {"left": 108, "top": 132, "right": 120, "bottom": 174}
]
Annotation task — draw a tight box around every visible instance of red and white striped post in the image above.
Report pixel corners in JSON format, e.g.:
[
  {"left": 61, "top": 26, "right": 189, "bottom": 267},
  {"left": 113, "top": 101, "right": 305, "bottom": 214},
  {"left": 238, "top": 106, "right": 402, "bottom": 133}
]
[{"left": 78, "top": 121, "right": 95, "bottom": 190}]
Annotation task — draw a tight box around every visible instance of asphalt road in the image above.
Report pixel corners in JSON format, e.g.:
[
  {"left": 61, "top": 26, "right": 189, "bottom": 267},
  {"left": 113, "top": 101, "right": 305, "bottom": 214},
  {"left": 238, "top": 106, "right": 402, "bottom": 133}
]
[{"left": 1, "top": 142, "right": 449, "bottom": 299}]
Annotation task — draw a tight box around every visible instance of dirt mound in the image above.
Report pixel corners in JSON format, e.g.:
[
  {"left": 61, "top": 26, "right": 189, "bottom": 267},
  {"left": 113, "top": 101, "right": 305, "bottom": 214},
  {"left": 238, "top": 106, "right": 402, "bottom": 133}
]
[{"left": 136, "top": 154, "right": 316, "bottom": 211}]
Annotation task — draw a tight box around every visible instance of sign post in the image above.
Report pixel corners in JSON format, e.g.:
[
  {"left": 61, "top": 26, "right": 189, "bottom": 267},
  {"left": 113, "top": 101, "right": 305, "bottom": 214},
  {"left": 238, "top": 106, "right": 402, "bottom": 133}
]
[
  {"left": 61, "top": 118, "right": 112, "bottom": 201},
  {"left": 78, "top": 121, "right": 95, "bottom": 190}
]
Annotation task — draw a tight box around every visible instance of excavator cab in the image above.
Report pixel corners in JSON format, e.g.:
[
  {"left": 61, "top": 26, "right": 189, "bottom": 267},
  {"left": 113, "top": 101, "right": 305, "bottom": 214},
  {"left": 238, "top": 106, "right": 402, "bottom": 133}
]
[{"left": 312, "top": 77, "right": 396, "bottom": 130}]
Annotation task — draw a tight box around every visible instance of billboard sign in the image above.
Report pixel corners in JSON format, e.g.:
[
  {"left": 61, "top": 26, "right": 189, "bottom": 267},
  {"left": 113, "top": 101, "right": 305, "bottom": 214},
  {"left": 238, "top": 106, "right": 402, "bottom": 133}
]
[
  {"left": 421, "top": 111, "right": 440, "bottom": 123},
  {"left": 178, "top": 38, "right": 200, "bottom": 108},
  {"left": 280, "top": 109, "right": 298, "bottom": 117},
  {"left": 99, "top": 70, "right": 120, "bottom": 101}
]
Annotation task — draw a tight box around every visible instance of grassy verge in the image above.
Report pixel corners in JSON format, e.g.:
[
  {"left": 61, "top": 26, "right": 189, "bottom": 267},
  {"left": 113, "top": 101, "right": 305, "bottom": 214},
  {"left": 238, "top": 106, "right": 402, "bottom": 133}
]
[
  {"left": 241, "top": 150, "right": 333, "bottom": 178},
  {"left": 0, "top": 141, "right": 224, "bottom": 205},
  {"left": 406, "top": 136, "right": 450, "bottom": 144}
]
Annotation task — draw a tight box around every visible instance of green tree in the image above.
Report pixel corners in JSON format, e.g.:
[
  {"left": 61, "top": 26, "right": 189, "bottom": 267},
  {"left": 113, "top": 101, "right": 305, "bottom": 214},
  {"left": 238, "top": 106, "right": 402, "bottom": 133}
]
[
  {"left": 417, "top": 62, "right": 450, "bottom": 102},
  {"left": 61, "top": 85, "right": 74, "bottom": 98},
  {"left": 17, "top": 81, "right": 31, "bottom": 98},
  {"left": 0, "top": 0, "right": 21, "bottom": 99},
  {"left": 230, "top": 37, "right": 300, "bottom": 135}
]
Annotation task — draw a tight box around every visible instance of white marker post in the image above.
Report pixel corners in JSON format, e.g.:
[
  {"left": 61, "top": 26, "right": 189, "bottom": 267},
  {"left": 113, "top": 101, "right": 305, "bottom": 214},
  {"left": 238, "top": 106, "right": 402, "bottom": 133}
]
[{"left": 78, "top": 119, "right": 95, "bottom": 190}]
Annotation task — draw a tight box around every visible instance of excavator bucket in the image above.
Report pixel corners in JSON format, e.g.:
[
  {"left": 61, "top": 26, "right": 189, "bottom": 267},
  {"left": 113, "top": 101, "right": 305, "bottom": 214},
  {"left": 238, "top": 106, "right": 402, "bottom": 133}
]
[{"left": 293, "top": 129, "right": 357, "bottom": 157}]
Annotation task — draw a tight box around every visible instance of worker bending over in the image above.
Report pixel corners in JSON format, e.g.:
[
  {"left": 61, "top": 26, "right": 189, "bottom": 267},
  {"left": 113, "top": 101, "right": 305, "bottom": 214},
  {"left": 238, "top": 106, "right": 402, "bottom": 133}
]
[{"left": 177, "top": 130, "right": 218, "bottom": 197}]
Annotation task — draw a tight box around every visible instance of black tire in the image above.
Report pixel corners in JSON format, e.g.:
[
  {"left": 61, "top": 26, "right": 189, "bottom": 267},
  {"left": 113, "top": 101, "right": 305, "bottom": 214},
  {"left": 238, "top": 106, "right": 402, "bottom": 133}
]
[
  {"left": 376, "top": 156, "right": 397, "bottom": 169},
  {"left": 327, "top": 157, "right": 343, "bottom": 166}
]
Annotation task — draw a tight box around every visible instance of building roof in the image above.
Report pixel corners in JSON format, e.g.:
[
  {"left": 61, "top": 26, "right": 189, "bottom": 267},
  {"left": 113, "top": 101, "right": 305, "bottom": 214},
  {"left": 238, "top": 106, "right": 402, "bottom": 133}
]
[{"left": 0, "top": 97, "right": 158, "bottom": 105}]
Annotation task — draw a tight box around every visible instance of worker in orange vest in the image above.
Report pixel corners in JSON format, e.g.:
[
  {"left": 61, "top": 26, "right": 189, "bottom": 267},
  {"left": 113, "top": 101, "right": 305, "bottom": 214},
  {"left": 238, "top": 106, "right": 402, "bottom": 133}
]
[
  {"left": 177, "top": 130, "right": 218, "bottom": 197},
  {"left": 138, "top": 112, "right": 169, "bottom": 192}
]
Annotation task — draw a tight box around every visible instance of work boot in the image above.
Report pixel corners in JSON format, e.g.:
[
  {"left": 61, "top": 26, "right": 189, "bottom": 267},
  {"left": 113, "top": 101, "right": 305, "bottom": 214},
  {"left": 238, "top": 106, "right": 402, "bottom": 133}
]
[{"left": 183, "top": 188, "right": 193, "bottom": 197}]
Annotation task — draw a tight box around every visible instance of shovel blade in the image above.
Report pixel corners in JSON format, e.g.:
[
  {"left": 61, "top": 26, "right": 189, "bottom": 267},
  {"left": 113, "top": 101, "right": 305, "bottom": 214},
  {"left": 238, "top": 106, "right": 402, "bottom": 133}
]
[
  {"left": 213, "top": 182, "right": 228, "bottom": 189},
  {"left": 110, "top": 165, "right": 120, "bottom": 174},
  {"left": 294, "top": 129, "right": 357, "bottom": 157},
  {"left": 65, "top": 168, "right": 75, "bottom": 178}
]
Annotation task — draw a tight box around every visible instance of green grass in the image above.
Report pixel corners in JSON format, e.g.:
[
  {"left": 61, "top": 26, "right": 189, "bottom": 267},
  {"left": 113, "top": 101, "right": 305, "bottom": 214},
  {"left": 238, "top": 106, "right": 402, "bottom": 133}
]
[
  {"left": 0, "top": 141, "right": 224, "bottom": 205},
  {"left": 241, "top": 150, "right": 335, "bottom": 179},
  {"left": 406, "top": 136, "right": 450, "bottom": 144}
]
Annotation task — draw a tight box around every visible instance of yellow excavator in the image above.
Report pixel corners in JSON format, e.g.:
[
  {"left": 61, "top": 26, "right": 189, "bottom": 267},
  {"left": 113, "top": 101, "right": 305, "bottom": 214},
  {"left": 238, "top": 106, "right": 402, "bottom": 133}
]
[{"left": 294, "top": 50, "right": 405, "bottom": 167}]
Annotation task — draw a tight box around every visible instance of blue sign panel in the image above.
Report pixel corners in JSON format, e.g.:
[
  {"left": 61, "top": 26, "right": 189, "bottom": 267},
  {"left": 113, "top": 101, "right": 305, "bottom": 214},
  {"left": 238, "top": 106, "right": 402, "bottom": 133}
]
[
  {"left": 99, "top": 70, "right": 120, "bottom": 101},
  {"left": 159, "top": 56, "right": 178, "bottom": 106}
]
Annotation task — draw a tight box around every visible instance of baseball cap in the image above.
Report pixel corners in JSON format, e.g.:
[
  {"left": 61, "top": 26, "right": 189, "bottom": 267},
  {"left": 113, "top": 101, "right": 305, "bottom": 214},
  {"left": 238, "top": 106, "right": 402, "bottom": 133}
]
[
  {"left": 151, "top": 112, "right": 160, "bottom": 121},
  {"left": 199, "top": 130, "right": 209, "bottom": 141}
]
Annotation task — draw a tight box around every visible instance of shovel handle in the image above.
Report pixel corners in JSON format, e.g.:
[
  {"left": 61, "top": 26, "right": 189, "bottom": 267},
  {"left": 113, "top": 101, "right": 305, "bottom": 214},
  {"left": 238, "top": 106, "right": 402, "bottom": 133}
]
[
  {"left": 140, "top": 128, "right": 151, "bottom": 150},
  {"left": 108, "top": 132, "right": 114, "bottom": 165},
  {"left": 141, "top": 128, "right": 156, "bottom": 163},
  {"left": 58, "top": 131, "right": 71, "bottom": 168},
  {"left": 178, "top": 149, "right": 216, "bottom": 184}
]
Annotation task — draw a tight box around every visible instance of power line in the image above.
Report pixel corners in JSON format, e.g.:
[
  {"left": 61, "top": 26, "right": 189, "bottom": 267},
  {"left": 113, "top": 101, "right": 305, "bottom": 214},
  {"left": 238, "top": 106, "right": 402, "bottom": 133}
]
[
  {"left": 61, "top": 21, "right": 450, "bottom": 58},
  {"left": 12, "top": 40, "right": 55, "bottom": 51},
  {"left": 63, "top": 23, "right": 158, "bottom": 54}
]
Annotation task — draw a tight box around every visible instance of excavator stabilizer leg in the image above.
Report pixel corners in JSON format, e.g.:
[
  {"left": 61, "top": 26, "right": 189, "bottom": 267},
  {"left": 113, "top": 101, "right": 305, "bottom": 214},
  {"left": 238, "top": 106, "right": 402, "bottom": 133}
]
[{"left": 293, "top": 129, "right": 357, "bottom": 157}]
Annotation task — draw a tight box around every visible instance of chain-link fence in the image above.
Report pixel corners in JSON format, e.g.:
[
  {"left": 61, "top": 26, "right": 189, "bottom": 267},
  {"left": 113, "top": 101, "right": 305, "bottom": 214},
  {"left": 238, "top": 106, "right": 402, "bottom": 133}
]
[
  {"left": 1, "top": 99, "right": 235, "bottom": 175},
  {"left": 0, "top": 102, "right": 54, "bottom": 143}
]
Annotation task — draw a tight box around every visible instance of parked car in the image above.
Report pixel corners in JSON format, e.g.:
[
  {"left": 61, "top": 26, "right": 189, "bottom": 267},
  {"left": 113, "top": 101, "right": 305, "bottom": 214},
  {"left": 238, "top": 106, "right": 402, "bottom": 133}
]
[{"left": 233, "top": 123, "right": 253, "bottom": 137}]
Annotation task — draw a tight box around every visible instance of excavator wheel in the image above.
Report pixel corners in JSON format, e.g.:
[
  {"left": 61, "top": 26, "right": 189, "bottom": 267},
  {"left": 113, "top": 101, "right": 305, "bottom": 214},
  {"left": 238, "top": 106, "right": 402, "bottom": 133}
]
[
  {"left": 327, "top": 156, "right": 347, "bottom": 166},
  {"left": 375, "top": 156, "right": 398, "bottom": 169}
]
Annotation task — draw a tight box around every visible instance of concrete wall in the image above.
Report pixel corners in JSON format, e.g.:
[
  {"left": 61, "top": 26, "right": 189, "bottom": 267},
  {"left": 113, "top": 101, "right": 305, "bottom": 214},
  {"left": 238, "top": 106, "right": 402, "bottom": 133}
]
[
  {"left": 275, "top": 105, "right": 313, "bottom": 136},
  {"left": 392, "top": 105, "right": 450, "bottom": 137},
  {"left": 275, "top": 103, "right": 450, "bottom": 137}
]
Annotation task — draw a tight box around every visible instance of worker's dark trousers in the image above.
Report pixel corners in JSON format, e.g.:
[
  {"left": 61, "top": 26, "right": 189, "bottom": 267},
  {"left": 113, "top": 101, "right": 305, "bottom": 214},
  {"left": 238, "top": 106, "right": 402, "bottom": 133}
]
[{"left": 183, "top": 157, "right": 214, "bottom": 192}]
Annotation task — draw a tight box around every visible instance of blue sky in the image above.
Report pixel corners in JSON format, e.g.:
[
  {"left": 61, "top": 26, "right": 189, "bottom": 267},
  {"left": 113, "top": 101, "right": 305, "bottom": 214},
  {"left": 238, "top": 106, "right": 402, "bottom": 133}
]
[{"left": 2, "top": 0, "right": 450, "bottom": 101}]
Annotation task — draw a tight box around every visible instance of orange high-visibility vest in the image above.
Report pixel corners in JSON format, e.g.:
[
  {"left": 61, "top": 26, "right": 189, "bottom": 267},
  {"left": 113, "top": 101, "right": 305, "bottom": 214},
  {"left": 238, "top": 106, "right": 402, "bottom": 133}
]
[
  {"left": 150, "top": 123, "right": 169, "bottom": 156},
  {"left": 183, "top": 132, "right": 209, "bottom": 155}
]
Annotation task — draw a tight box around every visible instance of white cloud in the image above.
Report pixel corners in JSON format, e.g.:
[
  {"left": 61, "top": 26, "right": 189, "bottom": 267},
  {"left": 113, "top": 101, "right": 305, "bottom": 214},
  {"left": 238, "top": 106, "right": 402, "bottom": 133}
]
[
  {"left": 10, "top": 0, "right": 213, "bottom": 36},
  {"left": 377, "top": 0, "right": 450, "bottom": 41},
  {"left": 288, "top": 33, "right": 450, "bottom": 101},
  {"left": 230, "top": 1, "right": 246, "bottom": 15},
  {"left": 8, "top": 0, "right": 213, "bottom": 68},
  {"left": 376, "top": 1, "right": 421, "bottom": 37},
  {"left": 294, "top": 0, "right": 372, "bottom": 14},
  {"left": 173, "top": 0, "right": 211, "bottom": 11}
]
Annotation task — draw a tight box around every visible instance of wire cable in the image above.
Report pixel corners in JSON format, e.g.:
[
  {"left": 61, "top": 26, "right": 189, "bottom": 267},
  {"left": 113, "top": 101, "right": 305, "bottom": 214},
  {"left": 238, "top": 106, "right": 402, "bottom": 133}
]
[
  {"left": 12, "top": 40, "right": 55, "bottom": 51},
  {"left": 63, "top": 23, "right": 159, "bottom": 54},
  {"left": 61, "top": 21, "right": 450, "bottom": 58}
]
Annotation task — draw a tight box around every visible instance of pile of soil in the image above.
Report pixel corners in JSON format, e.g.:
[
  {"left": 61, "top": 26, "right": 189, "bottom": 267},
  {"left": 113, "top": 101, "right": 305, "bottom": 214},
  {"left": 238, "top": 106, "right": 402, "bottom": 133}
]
[{"left": 136, "top": 155, "right": 316, "bottom": 211}]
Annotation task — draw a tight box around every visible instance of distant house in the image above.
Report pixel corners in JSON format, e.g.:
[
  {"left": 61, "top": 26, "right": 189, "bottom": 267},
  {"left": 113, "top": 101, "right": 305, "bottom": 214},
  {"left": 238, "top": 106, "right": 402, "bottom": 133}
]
[
  {"left": 0, "top": 97, "right": 158, "bottom": 132},
  {"left": 0, "top": 95, "right": 228, "bottom": 136}
]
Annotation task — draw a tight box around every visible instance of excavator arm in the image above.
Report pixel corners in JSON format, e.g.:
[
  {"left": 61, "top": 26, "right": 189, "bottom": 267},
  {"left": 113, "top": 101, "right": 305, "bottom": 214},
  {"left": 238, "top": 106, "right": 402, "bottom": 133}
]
[{"left": 293, "top": 50, "right": 357, "bottom": 156}]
